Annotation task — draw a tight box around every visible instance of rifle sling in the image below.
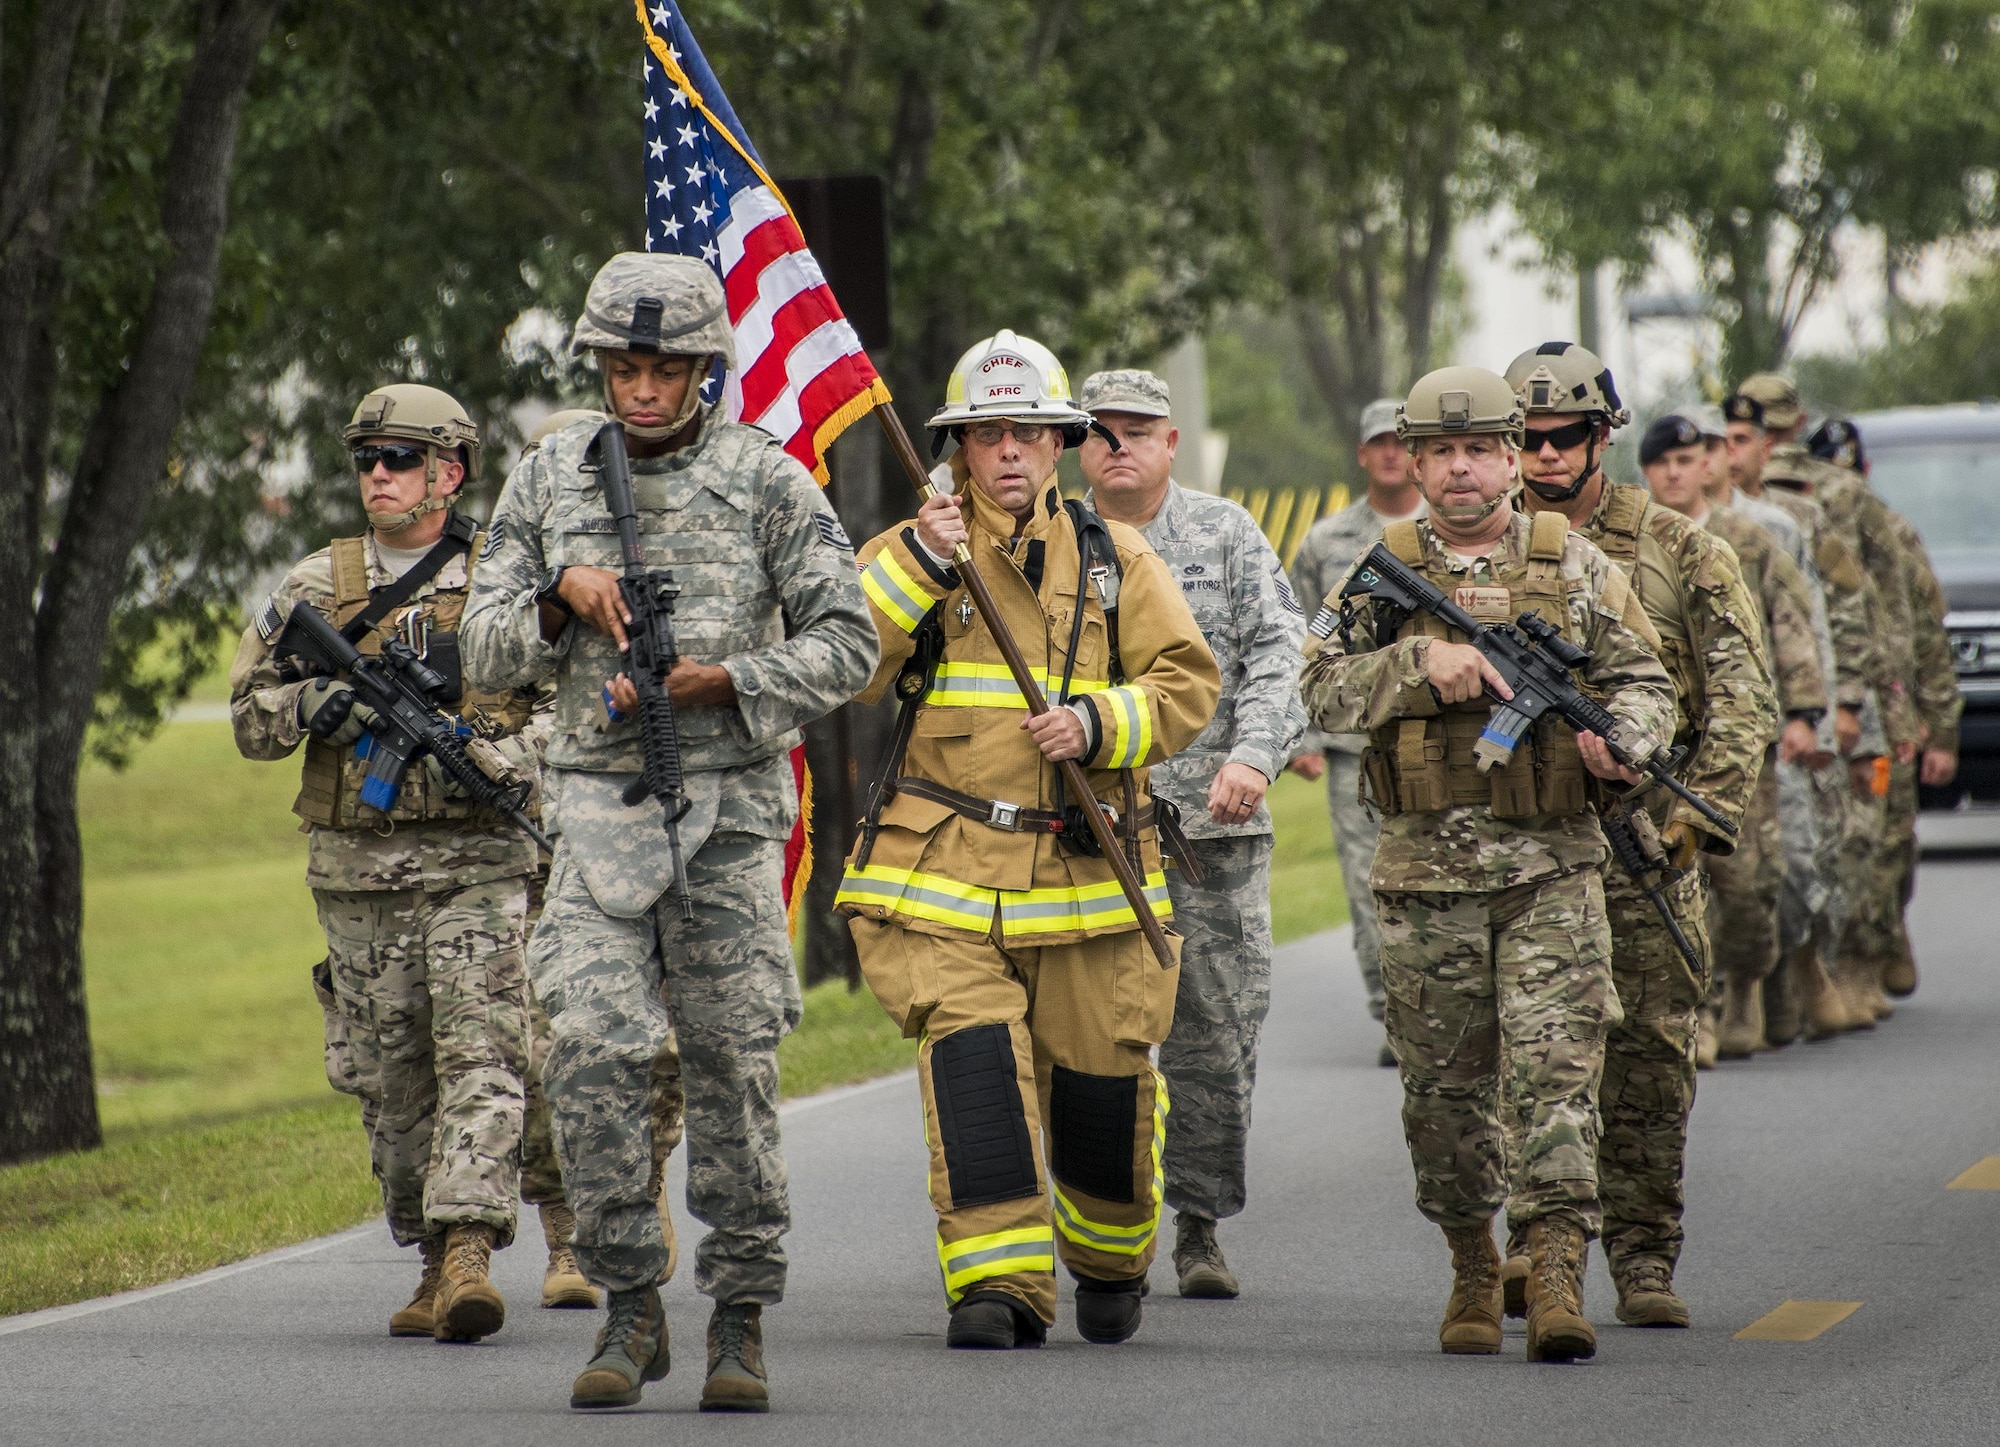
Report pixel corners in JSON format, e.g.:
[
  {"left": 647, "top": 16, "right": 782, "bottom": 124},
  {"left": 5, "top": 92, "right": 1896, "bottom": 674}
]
[{"left": 339, "top": 512, "right": 479, "bottom": 644}]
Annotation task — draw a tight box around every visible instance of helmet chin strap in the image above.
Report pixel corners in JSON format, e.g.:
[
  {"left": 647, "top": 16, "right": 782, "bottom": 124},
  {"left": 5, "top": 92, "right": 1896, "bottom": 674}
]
[
  {"left": 1522, "top": 433, "right": 1601, "bottom": 503},
  {"left": 603, "top": 356, "right": 711, "bottom": 443},
  {"left": 366, "top": 448, "right": 451, "bottom": 533}
]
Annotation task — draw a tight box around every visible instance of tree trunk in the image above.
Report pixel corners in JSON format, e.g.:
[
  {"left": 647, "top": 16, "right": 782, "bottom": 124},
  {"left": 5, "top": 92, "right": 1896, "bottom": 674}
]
[{"left": 0, "top": 0, "right": 282, "bottom": 1166}]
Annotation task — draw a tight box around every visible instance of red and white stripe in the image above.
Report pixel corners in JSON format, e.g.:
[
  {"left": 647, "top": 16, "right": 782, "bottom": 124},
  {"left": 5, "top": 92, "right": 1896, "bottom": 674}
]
[{"left": 716, "top": 184, "right": 880, "bottom": 474}]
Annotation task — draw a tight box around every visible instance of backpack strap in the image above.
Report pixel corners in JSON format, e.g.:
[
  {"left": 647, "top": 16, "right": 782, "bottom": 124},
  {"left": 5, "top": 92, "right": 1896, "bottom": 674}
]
[{"left": 338, "top": 511, "right": 479, "bottom": 644}]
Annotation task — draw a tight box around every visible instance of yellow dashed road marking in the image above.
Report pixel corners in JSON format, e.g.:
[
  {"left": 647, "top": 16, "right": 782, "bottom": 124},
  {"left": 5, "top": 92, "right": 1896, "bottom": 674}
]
[
  {"left": 1735, "top": 1301, "right": 1862, "bottom": 1341},
  {"left": 1946, "top": 1156, "right": 2000, "bottom": 1190}
]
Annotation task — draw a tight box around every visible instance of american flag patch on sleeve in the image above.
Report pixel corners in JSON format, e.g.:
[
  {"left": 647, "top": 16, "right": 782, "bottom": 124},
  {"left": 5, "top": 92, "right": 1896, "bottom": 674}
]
[{"left": 1308, "top": 603, "right": 1338, "bottom": 640}]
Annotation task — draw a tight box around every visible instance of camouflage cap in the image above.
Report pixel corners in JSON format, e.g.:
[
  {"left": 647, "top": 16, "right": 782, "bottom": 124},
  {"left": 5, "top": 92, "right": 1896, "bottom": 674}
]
[
  {"left": 1079, "top": 368, "right": 1171, "bottom": 418},
  {"left": 1733, "top": 371, "right": 1802, "bottom": 430},
  {"left": 1358, "top": 397, "right": 1401, "bottom": 444},
  {"left": 570, "top": 252, "right": 736, "bottom": 366}
]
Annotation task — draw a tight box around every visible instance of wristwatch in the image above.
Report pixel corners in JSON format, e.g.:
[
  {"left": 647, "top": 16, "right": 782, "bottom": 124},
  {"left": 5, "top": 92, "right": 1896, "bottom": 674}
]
[{"left": 534, "top": 566, "right": 572, "bottom": 614}]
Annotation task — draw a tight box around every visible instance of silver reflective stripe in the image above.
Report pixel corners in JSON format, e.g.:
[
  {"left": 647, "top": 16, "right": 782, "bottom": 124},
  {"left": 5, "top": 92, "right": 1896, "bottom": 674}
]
[{"left": 945, "top": 1237, "right": 1054, "bottom": 1272}]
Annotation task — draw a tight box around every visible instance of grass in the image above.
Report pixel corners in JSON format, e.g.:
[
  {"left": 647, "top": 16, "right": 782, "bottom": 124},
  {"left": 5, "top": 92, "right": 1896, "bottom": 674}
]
[{"left": 2, "top": 701, "right": 1343, "bottom": 1319}]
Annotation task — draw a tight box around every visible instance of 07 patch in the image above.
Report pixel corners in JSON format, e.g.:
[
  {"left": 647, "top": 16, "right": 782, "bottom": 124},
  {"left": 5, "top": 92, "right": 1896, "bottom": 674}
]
[{"left": 814, "top": 511, "right": 854, "bottom": 551}]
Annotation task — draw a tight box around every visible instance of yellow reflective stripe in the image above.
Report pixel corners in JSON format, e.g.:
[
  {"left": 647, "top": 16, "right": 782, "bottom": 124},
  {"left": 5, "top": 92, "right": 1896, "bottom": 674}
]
[
  {"left": 925, "top": 662, "right": 1109, "bottom": 709},
  {"left": 834, "top": 864, "right": 996, "bottom": 933},
  {"left": 1050, "top": 1074, "right": 1166, "bottom": 1257},
  {"left": 861, "top": 550, "right": 935, "bottom": 634},
  {"left": 938, "top": 1226, "right": 1056, "bottom": 1302},
  {"left": 997, "top": 869, "right": 1172, "bottom": 938},
  {"left": 1096, "top": 685, "right": 1153, "bottom": 768}
]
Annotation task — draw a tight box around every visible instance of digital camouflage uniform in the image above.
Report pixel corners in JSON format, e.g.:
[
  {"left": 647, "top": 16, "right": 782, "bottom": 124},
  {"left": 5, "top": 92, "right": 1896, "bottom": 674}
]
[
  {"left": 1301, "top": 511, "right": 1676, "bottom": 1240},
  {"left": 231, "top": 531, "right": 536, "bottom": 1251},
  {"left": 1289, "top": 494, "right": 1427, "bottom": 1020},
  {"left": 1085, "top": 474, "right": 1306, "bottom": 1224},
  {"left": 1694, "top": 504, "right": 1826, "bottom": 1004},
  {"left": 1505, "top": 485, "right": 1775, "bottom": 1287},
  {"left": 460, "top": 406, "right": 877, "bottom": 1301}
]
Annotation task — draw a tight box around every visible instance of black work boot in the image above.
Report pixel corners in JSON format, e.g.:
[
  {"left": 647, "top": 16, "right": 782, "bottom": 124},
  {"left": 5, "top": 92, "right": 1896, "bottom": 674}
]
[
  {"left": 1073, "top": 1276, "right": 1144, "bottom": 1344},
  {"left": 946, "top": 1290, "right": 1047, "bottom": 1350},
  {"left": 700, "top": 1303, "right": 769, "bottom": 1412},
  {"left": 570, "top": 1286, "right": 670, "bottom": 1410},
  {"left": 1173, "top": 1213, "right": 1241, "bottom": 1299}
]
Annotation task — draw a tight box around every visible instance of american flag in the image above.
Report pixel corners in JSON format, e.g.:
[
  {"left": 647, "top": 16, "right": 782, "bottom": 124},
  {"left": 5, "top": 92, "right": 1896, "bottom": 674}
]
[{"left": 635, "top": 0, "right": 890, "bottom": 482}]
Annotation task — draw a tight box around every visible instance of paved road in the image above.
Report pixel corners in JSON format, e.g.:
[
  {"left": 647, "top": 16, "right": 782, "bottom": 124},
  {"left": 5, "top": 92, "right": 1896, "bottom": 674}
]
[{"left": 8, "top": 857, "right": 2000, "bottom": 1445}]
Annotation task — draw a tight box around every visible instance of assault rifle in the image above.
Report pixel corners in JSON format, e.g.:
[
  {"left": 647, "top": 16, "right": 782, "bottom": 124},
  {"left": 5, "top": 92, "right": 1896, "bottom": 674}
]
[
  {"left": 583, "top": 420, "right": 693, "bottom": 921},
  {"left": 1601, "top": 805, "right": 1705, "bottom": 980},
  {"left": 274, "top": 602, "right": 553, "bottom": 854},
  {"left": 1338, "top": 541, "right": 1736, "bottom": 838}
]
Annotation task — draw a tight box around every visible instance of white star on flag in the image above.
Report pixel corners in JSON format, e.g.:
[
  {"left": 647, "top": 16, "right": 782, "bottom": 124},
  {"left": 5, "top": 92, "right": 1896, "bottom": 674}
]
[
  {"left": 684, "top": 162, "right": 704, "bottom": 184},
  {"left": 647, "top": 136, "right": 667, "bottom": 161},
  {"left": 676, "top": 123, "right": 697, "bottom": 147},
  {"left": 643, "top": 96, "right": 659, "bottom": 122},
  {"left": 660, "top": 216, "right": 683, "bottom": 241},
  {"left": 691, "top": 200, "right": 712, "bottom": 225},
  {"left": 699, "top": 240, "right": 719, "bottom": 263},
  {"left": 653, "top": 175, "right": 674, "bottom": 199},
  {"left": 651, "top": 4, "right": 670, "bottom": 25}
]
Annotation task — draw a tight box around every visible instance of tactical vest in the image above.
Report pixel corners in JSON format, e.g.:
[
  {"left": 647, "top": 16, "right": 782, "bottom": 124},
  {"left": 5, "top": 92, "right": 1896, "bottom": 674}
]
[
  {"left": 1586, "top": 484, "right": 1701, "bottom": 739},
  {"left": 1362, "top": 510, "right": 1590, "bottom": 818},
  {"left": 294, "top": 535, "right": 535, "bottom": 830}
]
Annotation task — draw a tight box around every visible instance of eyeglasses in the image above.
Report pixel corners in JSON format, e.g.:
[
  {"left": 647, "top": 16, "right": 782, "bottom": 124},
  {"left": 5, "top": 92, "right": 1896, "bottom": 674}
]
[
  {"left": 963, "top": 422, "right": 1050, "bottom": 447},
  {"left": 352, "top": 443, "right": 429, "bottom": 473},
  {"left": 1523, "top": 418, "right": 1596, "bottom": 453}
]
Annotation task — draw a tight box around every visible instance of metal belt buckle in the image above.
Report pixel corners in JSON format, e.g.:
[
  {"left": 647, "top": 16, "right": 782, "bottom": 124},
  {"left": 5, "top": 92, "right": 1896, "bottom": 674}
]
[{"left": 987, "top": 799, "right": 1022, "bottom": 831}]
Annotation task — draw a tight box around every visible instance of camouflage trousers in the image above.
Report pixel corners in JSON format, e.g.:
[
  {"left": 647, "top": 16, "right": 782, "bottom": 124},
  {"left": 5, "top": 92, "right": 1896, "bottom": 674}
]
[
  {"left": 313, "top": 879, "right": 530, "bottom": 1248},
  {"left": 1704, "top": 749, "right": 1781, "bottom": 987},
  {"left": 1325, "top": 750, "right": 1384, "bottom": 1020},
  {"left": 1509, "top": 861, "right": 1709, "bottom": 1274},
  {"left": 1377, "top": 868, "right": 1620, "bottom": 1238},
  {"left": 1838, "top": 759, "right": 1911, "bottom": 973},
  {"left": 1775, "top": 759, "right": 1832, "bottom": 956},
  {"left": 530, "top": 832, "right": 792, "bottom": 1301},
  {"left": 521, "top": 988, "right": 685, "bottom": 1207},
  {"left": 1823, "top": 762, "right": 1887, "bottom": 966},
  {"left": 1160, "top": 834, "right": 1273, "bottom": 1221}
]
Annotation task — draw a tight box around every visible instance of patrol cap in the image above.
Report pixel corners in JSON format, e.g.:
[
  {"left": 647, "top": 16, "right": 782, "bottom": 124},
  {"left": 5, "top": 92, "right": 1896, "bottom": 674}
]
[
  {"left": 1079, "top": 369, "right": 1171, "bottom": 418},
  {"left": 1357, "top": 397, "right": 1401, "bottom": 444},
  {"left": 1733, "top": 372, "right": 1802, "bottom": 430},
  {"left": 1808, "top": 416, "right": 1866, "bottom": 471},
  {"left": 1640, "top": 414, "right": 1704, "bottom": 467},
  {"left": 570, "top": 252, "right": 737, "bottom": 366},
  {"left": 1688, "top": 402, "right": 1729, "bottom": 441}
]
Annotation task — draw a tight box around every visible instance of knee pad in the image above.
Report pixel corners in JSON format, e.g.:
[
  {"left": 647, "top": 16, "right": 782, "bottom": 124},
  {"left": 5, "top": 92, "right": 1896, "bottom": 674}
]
[
  {"left": 931, "top": 1024, "right": 1040, "bottom": 1209},
  {"left": 1048, "top": 1065, "right": 1139, "bottom": 1204}
]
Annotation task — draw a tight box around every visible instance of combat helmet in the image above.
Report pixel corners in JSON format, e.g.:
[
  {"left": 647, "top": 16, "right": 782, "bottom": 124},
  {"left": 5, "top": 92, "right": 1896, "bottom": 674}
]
[
  {"left": 572, "top": 253, "right": 732, "bottom": 441},
  {"left": 1397, "top": 366, "right": 1526, "bottom": 448},
  {"left": 1504, "top": 342, "right": 1629, "bottom": 501},
  {"left": 928, "top": 330, "right": 1095, "bottom": 456},
  {"left": 344, "top": 384, "right": 481, "bottom": 534},
  {"left": 1732, "top": 372, "right": 1804, "bottom": 433}
]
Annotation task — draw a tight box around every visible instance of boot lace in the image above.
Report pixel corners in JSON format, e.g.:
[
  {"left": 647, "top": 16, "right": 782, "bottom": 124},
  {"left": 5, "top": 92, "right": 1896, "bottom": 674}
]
[
  {"left": 712, "top": 1307, "right": 751, "bottom": 1364},
  {"left": 447, "top": 1234, "right": 488, "bottom": 1278},
  {"left": 1176, "top": 1217, "right": 1222, "bottom": 1268},
  {"left": 1623, "top": 1259, "right": 1673, "bottom": 1296},
  {"left": 600, "top": 1289, "right": 650, "bottom": 1352}
]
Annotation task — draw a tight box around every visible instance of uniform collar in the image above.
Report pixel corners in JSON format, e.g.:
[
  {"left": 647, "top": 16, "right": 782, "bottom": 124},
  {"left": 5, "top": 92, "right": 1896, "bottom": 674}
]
[
  {"left": 364, "top": 531, "right": 468, "bottom": 592},
  {"left": 630, "top": 405, "right": 719, "bottom": 474},
  {"left": 966, "top": 478, "right": 1064, "bottom": 545},
  {"left": 1418, "top": 510, "right": 1531, "bottom": 573}
]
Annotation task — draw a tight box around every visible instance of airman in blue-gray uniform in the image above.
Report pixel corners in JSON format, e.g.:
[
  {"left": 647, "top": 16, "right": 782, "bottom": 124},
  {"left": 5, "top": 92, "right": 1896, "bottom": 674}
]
[
  {"left": 461, "top": 252, "right": 877, "bottom": 1414},
  {"left": 1078, "top": 368, "right": 1304, "bottom": 1300}
]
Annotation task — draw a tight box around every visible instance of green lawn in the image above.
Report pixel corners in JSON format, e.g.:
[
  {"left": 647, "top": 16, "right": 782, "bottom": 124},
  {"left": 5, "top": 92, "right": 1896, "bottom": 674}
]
[{"left": 3, "top": 713, "right": 1347, "bottom": 1318}]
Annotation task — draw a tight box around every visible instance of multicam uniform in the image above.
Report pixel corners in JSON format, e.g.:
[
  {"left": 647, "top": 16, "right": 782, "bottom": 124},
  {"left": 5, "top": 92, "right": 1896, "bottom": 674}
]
[
  {"left": 1289, "top": 494, "right": 1426, "bottom": 1022},
  {"left": 1509, "top": 484, "right": 1775, "bottom": 1295},
  {"left": 1301, "top": 510, "right": 1676, "bottom": 1243},
  {"left": 460, "top": 407, "right": 876, "bottom": 1305},
  {"left": 1084, "top": 479, "right": 1305, "bottom": 1225},
  {"left": 231, "top": 530, "right": 536, "bottom": 1254},
  {"left": 837, "top": 479, "right": 1219, "bottom": 1326}
]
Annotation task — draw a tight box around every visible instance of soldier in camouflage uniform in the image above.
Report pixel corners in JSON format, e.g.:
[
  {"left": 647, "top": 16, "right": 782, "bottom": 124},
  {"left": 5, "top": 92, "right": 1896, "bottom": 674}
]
[
  {"left": 1642, "top": 414, "right": 1829, "bottom": 1062},
  {"left": 231, "top": 384, "right": 538, "bottom": 1345},
  {"left": 461, "top": 254, "right": 877, "bottom": 1412},
  {"left": 1808, "top": 419, "right": 1963, "bottom": 1003},
  {"left": 1503, "top": 349, "right": 1776, "bottom": 1332},
  {"left": 1287, "top": 397, "right": 1424, "bottom": 1056},
  {"left": 1077, "top": 368, "right": 1306, "bottom": 1300},
  {"left": 1301, "top": 367, "right": 1676, "bottom": 1364}
]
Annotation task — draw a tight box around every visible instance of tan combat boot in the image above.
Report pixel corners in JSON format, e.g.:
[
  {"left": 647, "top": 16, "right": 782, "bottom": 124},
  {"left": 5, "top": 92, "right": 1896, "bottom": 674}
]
[
  {"left": 1883, "top": 941, "right": 1918, "bottom": 998},
  {"left": 388, "top": 1234, "right": 445, "bottom": 1337},
  {"left": 700, "top": 1303, "right": 769, "bottom": 1412},
  {"left": 1837, "top": 957, "right": 1893, "bottom": 1022},
  {"left": 1715, "top": 974, "right": 1766, "bottom": 1059},
  {"left": 1614, "top": 1258, "right": 1691, "bottom": 1328},
  {"left": 1439, "top": 1222, "right": 1503, "bottom": 1354},
  {"left": 1523, "top": 1218, "right": 1596, "bottom": 1363},
  {"left": 571, "top": 1285, "right": 671, "bottom": 1409},
  {"left": 1793, "top": 947, "right": 1855, "bottom": 1040},
  {"left": 1693, "top": 1008, "right": 1719, "bottom": 1070},
  {"left": 539, "top": 1202, "right": 598, "bottom": 1310},
  {"left": 1173, "top": 1212, "right": 1240, "bottom": 1299},
  {"left": 1762, "top": 967, "right": 1800, "bottom": 1048},
  {"left": 432, "top": 1222, "right": 506, "bottom": 1342}
]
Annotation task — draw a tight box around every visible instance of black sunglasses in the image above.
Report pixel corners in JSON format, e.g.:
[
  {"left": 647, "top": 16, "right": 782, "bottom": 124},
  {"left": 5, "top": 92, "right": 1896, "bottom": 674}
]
[
  {"left": 1523, "top": 418, "right": 1596, "bottom": 452},
  {"left": 352, "top": 443, "right": 429, "bottom": 473}
]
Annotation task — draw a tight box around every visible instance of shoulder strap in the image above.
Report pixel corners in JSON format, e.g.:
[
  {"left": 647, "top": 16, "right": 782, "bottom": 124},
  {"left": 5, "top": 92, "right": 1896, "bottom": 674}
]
[
  {"left": 854, "top": 611, "right": 947, "bottom": 869},
  {"left": 1600, "top": 483, "right": 1649, "bottom": 539},
  {"left": 1062, "top": 499, "right": 1124, "bottom": 681},
  {"left": 1528, "top": 508, "right": 1571, "bottom": 562},
  {"left": 1384, "top": 518, "right": 1424, "bottom": 564},
  {"left": 339, "top": 511, "right": 479, "bottom": 644},
  {"left": 328, "top": 537, "right": 371, "bottom": 612}
]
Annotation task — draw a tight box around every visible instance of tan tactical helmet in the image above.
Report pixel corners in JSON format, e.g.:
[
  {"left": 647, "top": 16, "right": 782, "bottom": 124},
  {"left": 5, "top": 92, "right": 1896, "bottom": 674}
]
[
  {"left": 526, "top": 407, "right": 607, "bottom": 450},
  {"left": 570, "top": 252, "right": 736, "bottom": 366},
  {"left": 1397, "top": 366, "right": 1526, "bottom": 448},
  {"left": 1504, "top": 342, "right": 1632, "bottom": 428},
  {"left": 1733, "top": 371, "right": 1803, "bottom": 432},
  {"left": 343, "top": 383, "right": 483, "bottom": 483}
]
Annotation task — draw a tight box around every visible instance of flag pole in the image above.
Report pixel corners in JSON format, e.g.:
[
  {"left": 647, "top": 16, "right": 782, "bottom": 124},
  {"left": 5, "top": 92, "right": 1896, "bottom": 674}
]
[{"left": 871, "top": 402, "right": 1177, "bottom": 970}]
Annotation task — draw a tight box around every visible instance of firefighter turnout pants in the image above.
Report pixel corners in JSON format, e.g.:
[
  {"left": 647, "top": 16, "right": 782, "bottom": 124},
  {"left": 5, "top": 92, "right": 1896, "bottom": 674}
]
[{"left": 850, "top": 915, "right": 1180, "bottom": 1325}]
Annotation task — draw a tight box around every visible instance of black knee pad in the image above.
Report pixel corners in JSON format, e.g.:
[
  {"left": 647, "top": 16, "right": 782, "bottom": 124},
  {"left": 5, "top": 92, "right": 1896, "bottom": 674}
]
[
  {"left": 931, "top": 1024, "right": 1040, "bottom": 1209},
  {"left": 1048, "top": 1065, "right": 1139, "bottom": 1204}
]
